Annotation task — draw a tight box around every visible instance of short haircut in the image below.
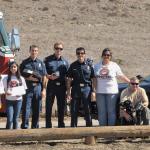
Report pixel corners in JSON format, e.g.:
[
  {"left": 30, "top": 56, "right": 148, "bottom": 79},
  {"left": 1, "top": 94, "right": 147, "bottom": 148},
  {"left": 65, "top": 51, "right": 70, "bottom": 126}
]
[
  {"left": 54, "top": 42, "right": 64, "bottom": 49},
  {"left": 29, "top": 45, "right": 38, "bottom": 51},
  {"left": 76, "top": 47, "right": 85, "bottom": 54}
]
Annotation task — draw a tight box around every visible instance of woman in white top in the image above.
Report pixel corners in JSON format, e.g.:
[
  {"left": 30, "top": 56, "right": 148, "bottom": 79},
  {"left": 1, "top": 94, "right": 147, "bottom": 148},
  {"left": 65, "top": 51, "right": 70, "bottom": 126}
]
[
  {"left": 94, "top": 48, "right": 130, "bottom": 126},
  {"left": 3, "top": 61, "right": 27, "bottom": 129}
]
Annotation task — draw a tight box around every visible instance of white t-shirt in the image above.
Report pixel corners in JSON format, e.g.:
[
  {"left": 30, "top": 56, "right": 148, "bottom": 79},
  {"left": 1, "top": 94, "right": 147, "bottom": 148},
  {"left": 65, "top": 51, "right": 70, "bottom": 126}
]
[
  {"left": 0, "top": 78, "right": 5, "bottom": 94},
  {"left": 3, "top": 75, "right": 27, "bottom": 101},
  {"left": 94, "top": 61, "right": 124, "bottom": 94}
]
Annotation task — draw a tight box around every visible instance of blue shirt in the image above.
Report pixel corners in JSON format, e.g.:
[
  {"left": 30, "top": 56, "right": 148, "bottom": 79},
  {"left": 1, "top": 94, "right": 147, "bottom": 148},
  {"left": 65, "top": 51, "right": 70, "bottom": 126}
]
[
  {"left": 20, "top": 57, "right": 46, "bottom": 86},
  {"left": 67, "top": 59, "right": 95, "bottom": 85},
  {"left": 44, "top": 54, "right": 69, "bottom": 84}
]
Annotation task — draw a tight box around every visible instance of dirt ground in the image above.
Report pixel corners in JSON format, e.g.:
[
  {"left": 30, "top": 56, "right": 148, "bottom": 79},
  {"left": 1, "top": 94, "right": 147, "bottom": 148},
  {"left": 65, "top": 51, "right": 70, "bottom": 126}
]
[
  {"left": 0, "top": 139, "right": 150, "bottom": 150},
  {"left": 0, "top": 0, "right": 150, "bottom": 149}
]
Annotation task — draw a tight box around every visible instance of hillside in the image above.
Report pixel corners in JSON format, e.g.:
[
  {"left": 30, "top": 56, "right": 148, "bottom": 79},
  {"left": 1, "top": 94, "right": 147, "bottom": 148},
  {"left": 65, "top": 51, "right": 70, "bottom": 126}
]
[{"left": 1, "top": 0, "right": 150, "bottom": 77}]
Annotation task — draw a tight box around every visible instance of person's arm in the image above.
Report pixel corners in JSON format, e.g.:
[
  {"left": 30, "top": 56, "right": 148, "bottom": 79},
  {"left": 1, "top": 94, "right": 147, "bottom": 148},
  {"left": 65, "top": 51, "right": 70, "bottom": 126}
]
[
  {"left": 118, "top": 75, "right": 130, "bottom": 83},
  {"left": 140, "top": 88, "right": 149, "bottom": 107},
  {"left": 41, "top": 75, "right": 48, "bottom": 99},
  {"left": 66, "top": 77, "right": 72, "bottom": 101},
  {"left": 91, "top": 77, "right": 96, "bottom": 101},
  {"left": 119, "top": 89, "right": 133, "bottom": 121},
  {"left": 115, "top": 63, "right": 130, "bottom": 83},
  {"left": 41, "top": 61, "right": 48, "bottom": 98},
  {"left": 92, "top": 77, "right": 96, "bottom": 92},
  {"left": 42, "top": 75, "right": 48, "bottom": 90},
  {"left": 46, "top": 73, "right": 59, "bottom": 80},
  {"left": 120, "top": 108, "right": 132, "bottom": 121}
]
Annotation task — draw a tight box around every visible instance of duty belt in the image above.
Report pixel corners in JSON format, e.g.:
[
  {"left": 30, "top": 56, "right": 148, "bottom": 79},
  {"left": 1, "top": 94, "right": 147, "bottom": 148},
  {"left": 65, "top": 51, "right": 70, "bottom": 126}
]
[
  {"left": 55, "top": 82, "right": 61, "bottom": 86},
  {"left": 32, "top": 82, "right": 38, "bottom": 86},
  {"left": 75, "top": 83, "right": 90, "bottom": 87},
  {"left": 27, "top": 81, "right": 40, "bottom": 87}
]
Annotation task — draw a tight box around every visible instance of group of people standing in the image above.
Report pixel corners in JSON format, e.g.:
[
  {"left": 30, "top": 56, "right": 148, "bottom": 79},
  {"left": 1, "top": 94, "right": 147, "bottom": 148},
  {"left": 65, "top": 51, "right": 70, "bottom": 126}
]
[{"left": 0, "top": 41, "right": 150, "bottom": 129}]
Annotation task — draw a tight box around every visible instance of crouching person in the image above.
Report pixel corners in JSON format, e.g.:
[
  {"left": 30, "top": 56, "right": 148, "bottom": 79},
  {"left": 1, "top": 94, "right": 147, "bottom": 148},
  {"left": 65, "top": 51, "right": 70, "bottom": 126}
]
[{"left": 119, "top": 77, "right": 150, "bottom": 125}]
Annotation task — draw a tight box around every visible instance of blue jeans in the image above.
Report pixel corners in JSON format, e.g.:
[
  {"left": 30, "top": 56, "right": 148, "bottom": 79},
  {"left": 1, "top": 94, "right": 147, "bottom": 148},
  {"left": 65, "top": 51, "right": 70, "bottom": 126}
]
[
  {"left": 21, "top": 84, "right": 42, "bottom": 129},
  {"left": 6, "top": 99, "right": 22, "bottom": 129},
  {"left": 96, "top": 93, "right": 118, "bottom": 126}
]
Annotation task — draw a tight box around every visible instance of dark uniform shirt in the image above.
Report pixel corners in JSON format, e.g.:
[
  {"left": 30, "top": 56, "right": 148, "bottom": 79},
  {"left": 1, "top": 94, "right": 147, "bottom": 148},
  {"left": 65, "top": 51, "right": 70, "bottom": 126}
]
[
  {"left": 44, "top": 54, "right": 69, "bottom": 85},
  {"left": 20, "top": 57, "right": 47, "bottom": 87},
  {"left": 67, "top": 59, "right": 95, "bottom": 85}
]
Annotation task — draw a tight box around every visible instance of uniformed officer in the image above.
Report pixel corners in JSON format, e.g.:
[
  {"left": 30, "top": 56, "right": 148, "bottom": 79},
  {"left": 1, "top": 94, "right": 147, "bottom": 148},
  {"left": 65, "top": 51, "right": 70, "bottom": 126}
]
[
  {"left": 44, "top": 42, "right": 69, "bottom": 128},
  {"left": 66, "top": 47, "right": 95, "bottom": 127},
  {"left": 20, "top": 45, "right": 47, "bottom": 129}
]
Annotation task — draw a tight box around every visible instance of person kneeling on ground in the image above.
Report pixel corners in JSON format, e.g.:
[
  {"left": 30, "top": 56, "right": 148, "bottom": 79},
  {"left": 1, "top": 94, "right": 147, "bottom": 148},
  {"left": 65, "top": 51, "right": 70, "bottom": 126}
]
[{"left": 119, "top": 77, "right": 150, "bottom": 125}]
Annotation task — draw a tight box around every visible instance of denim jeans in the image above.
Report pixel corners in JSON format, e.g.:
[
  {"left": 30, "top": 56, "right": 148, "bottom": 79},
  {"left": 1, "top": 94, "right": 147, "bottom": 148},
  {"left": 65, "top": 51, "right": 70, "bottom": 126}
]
[
  {"left": 96, "top": 93, "right": 118, "bottom": 126},
  {"left": 6, "top": 99, "right": 22, "bottom": 129},
  {"left": 21, "top": 84, "right": 42, "bottom": 129}
]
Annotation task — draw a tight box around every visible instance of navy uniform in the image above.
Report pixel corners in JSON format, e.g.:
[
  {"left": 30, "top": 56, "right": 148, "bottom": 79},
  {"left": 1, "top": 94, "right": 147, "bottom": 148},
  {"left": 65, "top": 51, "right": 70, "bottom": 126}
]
[
  {"left": 20, "top": 57, "right": 46, "bottom": 129},
  {"left": 67, "top": 59, "right": 94, "bottom": 127},
  {"left": 44, "top": 54, "right": 69, "bottom": 128}
]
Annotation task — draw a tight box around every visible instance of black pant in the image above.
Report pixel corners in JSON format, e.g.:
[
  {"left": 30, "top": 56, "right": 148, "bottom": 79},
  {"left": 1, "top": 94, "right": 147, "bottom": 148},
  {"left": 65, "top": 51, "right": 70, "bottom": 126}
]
[
  {"left": 46, "top": 84, "right": 66, "bottom": 128},
  {"left": 71, "top": 85, "right": 92, "bottom": 127}
]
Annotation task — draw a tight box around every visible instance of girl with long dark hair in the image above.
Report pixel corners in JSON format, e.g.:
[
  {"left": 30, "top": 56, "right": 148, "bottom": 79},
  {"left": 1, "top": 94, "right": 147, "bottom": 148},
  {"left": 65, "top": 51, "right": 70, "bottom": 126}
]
[{"left": 3, "top": 61, "right": 27, "bottom": 129}]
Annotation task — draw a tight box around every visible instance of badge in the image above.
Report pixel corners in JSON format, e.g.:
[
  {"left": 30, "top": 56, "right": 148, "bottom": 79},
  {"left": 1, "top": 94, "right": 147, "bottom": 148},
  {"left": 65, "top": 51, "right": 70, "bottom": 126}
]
[
  {"left": 87, "top": 66, "right": 90, "bottom": 70},
  {"left": 39, "top": 63, "right": 41, "bottom": 68},
  {"left": 63, "top": 61, "right": 66, "bottom": 65}
]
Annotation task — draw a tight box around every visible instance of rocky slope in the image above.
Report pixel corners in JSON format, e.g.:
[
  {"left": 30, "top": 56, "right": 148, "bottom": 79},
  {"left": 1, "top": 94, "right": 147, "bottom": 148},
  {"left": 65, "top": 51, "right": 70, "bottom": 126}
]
[{"left": 1, "top": 0, "right": 150, "bottom": 77}]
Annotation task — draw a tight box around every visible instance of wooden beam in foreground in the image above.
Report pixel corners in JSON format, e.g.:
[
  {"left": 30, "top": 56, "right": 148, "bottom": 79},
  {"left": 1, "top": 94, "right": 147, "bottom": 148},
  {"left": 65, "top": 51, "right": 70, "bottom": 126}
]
[{"left": 0, "top": 126, "right": 149, "bottom": 143}]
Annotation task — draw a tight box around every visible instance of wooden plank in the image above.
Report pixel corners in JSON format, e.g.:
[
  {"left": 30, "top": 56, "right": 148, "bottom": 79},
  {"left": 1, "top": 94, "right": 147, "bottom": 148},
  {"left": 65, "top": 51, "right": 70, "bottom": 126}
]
[{"left": 0, "top": 126, "right": 149, "bottom": 143}]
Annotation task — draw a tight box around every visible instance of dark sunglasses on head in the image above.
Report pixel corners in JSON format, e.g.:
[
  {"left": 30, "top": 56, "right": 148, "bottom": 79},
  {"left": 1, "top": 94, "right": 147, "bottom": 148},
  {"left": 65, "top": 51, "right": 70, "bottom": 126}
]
[
  {"left": 55, "top": 47, "right": 63, "bottom": 51},
  {"left": 76, "top": 52, "right": 85, "bottom": 55},
  {"left": 131, "top": 82, "right": 139, "bottom": 85}
]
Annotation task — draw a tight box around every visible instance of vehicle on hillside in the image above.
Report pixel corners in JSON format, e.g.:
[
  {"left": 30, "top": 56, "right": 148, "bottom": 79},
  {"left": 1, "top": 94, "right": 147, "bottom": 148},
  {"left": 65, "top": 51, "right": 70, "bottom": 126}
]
[{"left": 0, "top": 12, "right": 20, "bottom": 116}]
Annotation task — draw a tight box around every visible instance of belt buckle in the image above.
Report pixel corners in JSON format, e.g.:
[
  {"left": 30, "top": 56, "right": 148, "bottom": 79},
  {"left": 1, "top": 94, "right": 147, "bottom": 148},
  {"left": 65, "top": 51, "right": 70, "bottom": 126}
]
[
  {"left": 80, "top": 83, "right": 84, "bottom": 87},
  {"left": 32, "top": 83, "right": 37, "bottom": 86},
  {"left": 56, "top": 82, "right": 61, "bottom": 86}
]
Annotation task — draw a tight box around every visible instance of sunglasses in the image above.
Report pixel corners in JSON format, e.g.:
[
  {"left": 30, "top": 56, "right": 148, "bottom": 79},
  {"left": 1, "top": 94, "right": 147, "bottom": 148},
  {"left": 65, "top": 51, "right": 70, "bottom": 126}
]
[
  {"left": 55, "top": 47, "right": 63, "bottom": 51},
  {"left": 103, "top": 54, "right": 111, "bottom": 57},
  {"left": 131, "top": 82, "right": 139, "bottom": 85},
  {"left": 76, "top": 52, "right": 85, "bottom": 55}
]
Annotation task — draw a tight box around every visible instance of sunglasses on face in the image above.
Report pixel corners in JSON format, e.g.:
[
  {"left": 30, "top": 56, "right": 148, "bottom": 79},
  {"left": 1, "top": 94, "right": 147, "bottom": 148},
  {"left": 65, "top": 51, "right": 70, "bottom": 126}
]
[
  {"left": 131, "top": 82, "right": 139, "bottom": 86},
  {"left": 103, "top": 54, "right": 111, "bottom": 57},
  {"left": 76, "top": 52, "right": 85, "bottom": 55},
  {"left": 55, "top": 47, "right": 63, "bottom": 51}
]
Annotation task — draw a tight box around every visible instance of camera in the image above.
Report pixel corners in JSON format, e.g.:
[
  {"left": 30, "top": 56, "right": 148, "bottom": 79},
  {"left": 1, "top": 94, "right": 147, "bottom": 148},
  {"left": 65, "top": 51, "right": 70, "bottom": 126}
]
[
  {"left": 52, "top": 71, "right": 60, "bottom": 77},
  {"left": 120, "top": 100, "right": 135, "bottom": 114},
  {"left": 119, "top": 100, "right": 136, "bottom": 125},
  {"left": 135, "top": 102, "right": 144, "bottom": 112}
]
